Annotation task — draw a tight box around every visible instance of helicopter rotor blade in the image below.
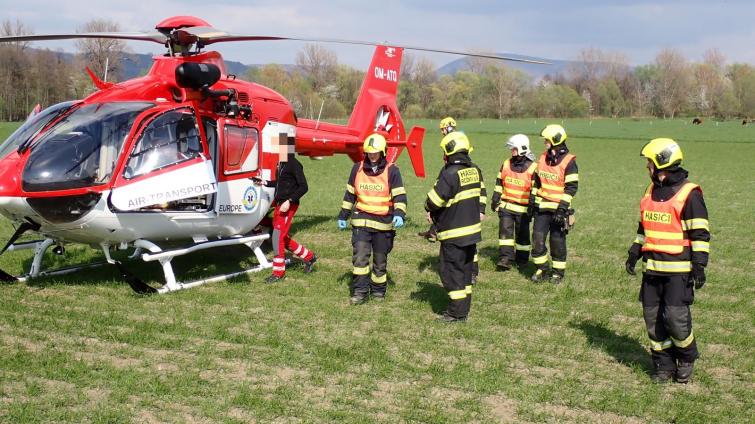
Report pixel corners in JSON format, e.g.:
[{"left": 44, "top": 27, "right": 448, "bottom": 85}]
[
  {"left": 181, "top": 26, "right": 551, "bottom": 65},
  {"left": 0, "top": 32, "right": 167, "bottom": 45}
]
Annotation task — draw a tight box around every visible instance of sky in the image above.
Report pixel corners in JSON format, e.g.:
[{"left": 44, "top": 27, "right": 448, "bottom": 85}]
[{"left": 2, "top": 0, "right": 754, "bottom": 69}]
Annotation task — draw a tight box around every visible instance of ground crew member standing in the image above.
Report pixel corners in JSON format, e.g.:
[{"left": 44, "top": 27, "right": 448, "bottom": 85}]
[
  {"left": 425, "top": 132, "right": 485, "bottom": 322},
  {"left": 265, "top": 139, "right": 317, "bottom": 283},
  {"left": 338, "top": 133, "right": 407, "bottom": 304},
  {"left": 531, "top": 124, "right": 578, "bottom": 284},
  {"left": 419, "top": 117, "right": 484, "bottom": 283},
  {"left": 625, "top": 138, "right": 709, "bottom": 384},
  {"left": 491, "top": 134, "right": 537, "bottom": 271}
]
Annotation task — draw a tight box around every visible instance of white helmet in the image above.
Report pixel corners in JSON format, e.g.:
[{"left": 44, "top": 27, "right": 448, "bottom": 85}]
[{"left": 506, "top": 134, "right": 534, "bottom": 160}]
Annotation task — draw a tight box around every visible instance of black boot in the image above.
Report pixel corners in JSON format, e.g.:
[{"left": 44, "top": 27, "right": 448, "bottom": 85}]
[
  {"left": 302, "top": 255, "right": 317, "bottom": 273},
  {"left": 349, "top": 291, "right": 368, "bottom": 305},
  {"left": 496, "top": 257, "right": 512, "bottom": 272},
  {"left": 531, "top": 268, "right": 550, "bottom": 283},
  {"left": 675, "top": 361, "right": 694, "bottom": 384}
]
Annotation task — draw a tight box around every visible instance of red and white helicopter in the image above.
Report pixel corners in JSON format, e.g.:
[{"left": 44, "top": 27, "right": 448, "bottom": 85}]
[{"left": 0, "top": 16, "right": 544, "bottom": 293}]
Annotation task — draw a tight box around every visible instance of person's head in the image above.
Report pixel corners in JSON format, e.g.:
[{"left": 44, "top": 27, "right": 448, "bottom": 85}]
[
  {"left": 440, "top": 132, "right": 471, "bottom": 160},
  {"left": 505, "top": 133, "right": 531, "bottom": 158},
  {"left": 641, "top": 138, "right": 683, "bottom": 180},
  {"left": 277, "top": 135, "right": 295, "bottom": 162},
  {"left": 439, "top": 117, "right": 457, "bottom": 136},
  {"left": 540, "top": 124, "right": 567, "bottom": 149},
  {"left": 363, "top": 133, "right": 387, "bottom": 164}
]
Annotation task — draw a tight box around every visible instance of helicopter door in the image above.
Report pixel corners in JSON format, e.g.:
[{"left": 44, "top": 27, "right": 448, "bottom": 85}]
[
  {"left": 110, "top": 107, "right": 217, "bottom": 212},
  {"left": 214, "top": 119, "right": 262, "bottom": 214}
]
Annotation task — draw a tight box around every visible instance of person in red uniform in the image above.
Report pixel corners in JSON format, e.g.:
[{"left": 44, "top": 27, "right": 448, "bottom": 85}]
[
  {"left": 265, "top": 137, "right": 317, "bottom": 283},
  {"left": 530, "top": 124, "right": 578, "bottom": 284},
  {"left": 338, "top": 133, "right": 407, "bottom": 304},
  {"left": 491, "top": 134, "right": 537, "bottom": 271},
  {"left": 625, "top": 138, "right": 710, "bottom": 384}
]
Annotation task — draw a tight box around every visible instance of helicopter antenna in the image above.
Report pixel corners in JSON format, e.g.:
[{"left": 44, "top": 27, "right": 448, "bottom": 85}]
[{"left": 315, "top": 100, "right": 325, "bottom": 130}]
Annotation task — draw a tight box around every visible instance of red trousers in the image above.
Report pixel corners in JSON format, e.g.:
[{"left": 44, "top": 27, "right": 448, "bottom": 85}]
[{"left": 271, "top": 203, "right": 314, "bottom": 276}]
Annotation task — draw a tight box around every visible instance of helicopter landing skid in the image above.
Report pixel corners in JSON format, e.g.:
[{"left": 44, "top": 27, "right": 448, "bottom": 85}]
[
  {"left": 122, "top": 234, "right": 273, "bottom": 294},
  {"left": 3, "top": 238, "right": 110, "bottom": 283}
]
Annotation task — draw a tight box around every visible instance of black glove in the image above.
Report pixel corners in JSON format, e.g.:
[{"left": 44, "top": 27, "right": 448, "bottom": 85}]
[
  {"left": 625, "top": 251, "right": 640, "bottom": 275},
  {"left": 491, "top": 201, "right": 499, "bottom": 213},
  {"left": 691, "top": 263, "right": 706, "bottom": 289},
  {"left": 553, "top": 208, "right": 567, "bottom": 228},
  {"left": 527, "top": 203, "right": 535, "bottom": 218}
]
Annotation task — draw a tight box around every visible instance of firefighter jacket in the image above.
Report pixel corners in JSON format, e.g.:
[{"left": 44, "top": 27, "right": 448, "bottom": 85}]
[
  {"left": 629, "top": 168, "right": 710, "bottom": 276},
  {"left": 425, "top": 152, "right": 486, "bottom": 246},
  {"left": 339, "top": 157, "right": 407, "bottom": 232},
  {"left": 491, "top": 155, "right": 536, "bottom": 215},
  {"left": 532, "top": 144, "right": 578, "bottom": 211}
]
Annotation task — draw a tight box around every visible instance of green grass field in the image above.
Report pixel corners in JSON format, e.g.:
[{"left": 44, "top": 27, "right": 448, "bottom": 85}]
[{"left": 0, "top": 118, "right": 753, "bottom": 423}]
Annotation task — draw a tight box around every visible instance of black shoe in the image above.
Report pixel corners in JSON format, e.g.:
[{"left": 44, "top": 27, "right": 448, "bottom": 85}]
[
  {"left": 303, "top": 255, "right": 317, "bottom": 274},
  {"left": 349, "top": 293, "right": 367, "bottom": 305},
  {"left": 436, "top": 312, "right": 467, "bottom": 323},
  {"left": 651, "top": 369, "right": 674, "bottom": 384},
  {"left": 265, "top": 274, "right": 285, "bottom": 284},
  {"left": 496, "top": 258, "right": 512, "bottom": 272},
  {"left": 551, "top": 274, "right": 564, "bottom": 285},
  {"left": 371, "top": 293, "right": 386, "bottom": 302},
  {"left": 531, "top": 269, "right": 550, "bottom": 283},
  {"left": 515, "top": 260, "right": 529, "bottom": 268},
  {"left": 675, "top": 361, "right": 694, "bottom": 384}
]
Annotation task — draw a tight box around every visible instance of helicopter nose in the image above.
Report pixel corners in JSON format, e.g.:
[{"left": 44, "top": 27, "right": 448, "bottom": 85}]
[{"left": 0, "top": 154, "right": 22, "bottom": 196}]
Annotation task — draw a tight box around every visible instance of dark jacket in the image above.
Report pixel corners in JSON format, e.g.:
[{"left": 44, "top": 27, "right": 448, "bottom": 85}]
[
  {"left": 425, "top": 152, "right": 485, "bottom": 246},
  {"left": 272, "top": 155, "right": 308, "bottom": 204}
]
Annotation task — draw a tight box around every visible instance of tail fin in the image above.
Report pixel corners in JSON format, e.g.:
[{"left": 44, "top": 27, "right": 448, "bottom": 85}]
[{"left": 349, "top": 45, "right": 425, "bottom": 177}]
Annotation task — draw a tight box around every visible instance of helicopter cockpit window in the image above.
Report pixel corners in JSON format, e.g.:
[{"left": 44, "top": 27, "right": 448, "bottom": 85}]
[
  {"left": 21, "top": 102, "right": 152, "bottom": 192},
  {"left": 124, "top": 108, "right": 202, "bottom": 179},
  {"left": 0, "top": 101, "right": 78, "bottom": 160}
]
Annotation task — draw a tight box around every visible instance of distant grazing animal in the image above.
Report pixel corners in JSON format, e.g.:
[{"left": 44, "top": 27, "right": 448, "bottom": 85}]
[
  {"left": 692, "top": 118, "right": 703, "bottom": 125},
  {"left": 744, "top": 119, "right": 750, "bottom": 126}
]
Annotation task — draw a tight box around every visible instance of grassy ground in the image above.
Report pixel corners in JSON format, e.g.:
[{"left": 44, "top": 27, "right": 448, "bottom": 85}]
[{"left": 0, "top": 118, "right": 753, "bottom": 423}]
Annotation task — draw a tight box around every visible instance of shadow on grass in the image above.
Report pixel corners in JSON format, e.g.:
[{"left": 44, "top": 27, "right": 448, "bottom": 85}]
[
  {"left": 409, "top": 280, "right": 447, "bottom": 314},
  {"left": 417, "top": 255, "right": 439, "bottom": 274},
  {"left": 571, "top": 320, "right": 652, "bottom": 375}
]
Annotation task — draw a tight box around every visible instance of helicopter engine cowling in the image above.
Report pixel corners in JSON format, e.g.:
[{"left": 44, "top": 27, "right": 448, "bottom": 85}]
[{"left": 175, "top": 63, "right": 221, "bottom": 90}]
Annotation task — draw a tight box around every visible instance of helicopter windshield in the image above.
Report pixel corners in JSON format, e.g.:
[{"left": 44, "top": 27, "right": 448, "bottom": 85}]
[
  {"left": 22, "top": 102, "right": 153, "bottom": 192},
  {"left": 0, "top": 101, "right": 78, "bottom": 160}
]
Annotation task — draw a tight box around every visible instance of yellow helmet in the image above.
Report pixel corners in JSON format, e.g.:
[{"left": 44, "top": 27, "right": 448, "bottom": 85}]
[
  {"left": 540, "top": 124, "right": 567, "bottom": 146},
  {"left": 440, "top": 132, "right": 471, "bottom": 156},
  {"left": 641, "top": 138, "right": 683, "bottom": 170},
  {"left": 439, "top": 117, "right": 457, "bottom": 131},
  {"left": 363, "top": 133, "right": 387, "bottom": 155}
]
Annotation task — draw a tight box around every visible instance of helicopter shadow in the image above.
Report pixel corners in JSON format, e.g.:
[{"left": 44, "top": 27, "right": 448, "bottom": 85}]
[{"left": 570, "top": 320, "right": 652, "bottom": 376}]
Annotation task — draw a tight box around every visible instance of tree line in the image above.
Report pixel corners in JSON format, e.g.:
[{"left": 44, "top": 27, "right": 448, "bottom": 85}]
[{"left": 2, "top": 18, "right": 755, "bottom": 122}]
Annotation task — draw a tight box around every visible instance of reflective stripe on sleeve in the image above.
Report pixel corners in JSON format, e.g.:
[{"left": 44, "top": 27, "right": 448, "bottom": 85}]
[
  {"left": 391, "top": 187, "right": 406, "bottom": 196},
  {"left": 691, "top": 241, "right": 710, "bottom": 252},
  {"left": 346, "top": 184, "right": 355, "bottom": 194},
  {"left": 341, "top": 201, "right": 354, "bottom": 210},
  {"left": 682, "top": 218, "right": 709, "bottom": 231},
  {"left": 564, "top": 173, "right": 579, "bottom": 183},
  {"left": 427, "top": 189, "right": 445, "bottom": 207}
]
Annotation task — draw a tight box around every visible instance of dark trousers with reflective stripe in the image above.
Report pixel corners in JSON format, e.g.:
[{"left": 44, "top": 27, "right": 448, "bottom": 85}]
[
  {"left": 498, "top": 210, "right": 531, "bottom": 265},
  {"left": 351, "top": 228, "right": 394, "bottom": 296},
  {"left": 531, "top": 210, "right": 567, "bottom": 276},
  {"left": 641, "top": 273, "right": 699, "bottom": 369},
  {"left": 439, "top": 242, "right": 475, "bottom": 319}
]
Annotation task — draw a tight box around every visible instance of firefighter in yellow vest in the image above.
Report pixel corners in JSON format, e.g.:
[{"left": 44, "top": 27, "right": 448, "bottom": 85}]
[
  {"left": 531, "top": 124, "right": 578, "bottom": 284},
  {"left": 338, "top": 133, "right": 407, "bottom": 305},
  {"left": 425, "top": 132, "right": 486, "bottom": 322},
  {"left": 491, "top": 134, "right": 537, "bottom": 271},
  {"left": 625, "top": 138, "right": 709, "bottom": 384}
]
